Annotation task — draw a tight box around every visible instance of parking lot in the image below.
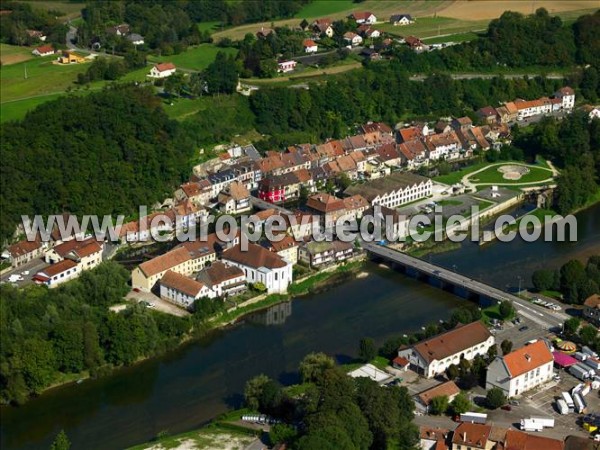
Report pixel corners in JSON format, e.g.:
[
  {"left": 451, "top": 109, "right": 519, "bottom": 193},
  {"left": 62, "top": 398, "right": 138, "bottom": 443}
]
[
  {"left": 125, "top": 290, "right": 190, "bottom": 317},
  {"left": 0, "top": 257, "right": 48, "bottom": 287}
]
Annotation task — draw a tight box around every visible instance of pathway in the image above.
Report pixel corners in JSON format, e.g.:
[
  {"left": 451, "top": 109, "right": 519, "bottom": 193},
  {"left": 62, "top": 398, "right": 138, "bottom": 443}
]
[{"left": 460, "top": 162, "right": 555, "bottom": 191}]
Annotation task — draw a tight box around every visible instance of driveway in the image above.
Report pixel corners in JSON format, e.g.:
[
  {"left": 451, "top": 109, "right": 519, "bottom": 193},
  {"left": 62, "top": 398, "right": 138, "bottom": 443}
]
[{"left": 125, "top": 290, "right": 191, "bottom": 317}]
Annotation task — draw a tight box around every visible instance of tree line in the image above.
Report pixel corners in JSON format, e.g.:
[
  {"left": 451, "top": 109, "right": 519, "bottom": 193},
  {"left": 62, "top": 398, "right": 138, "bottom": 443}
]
[{"left": 0, "top": 261, "right": 227, "bottom": 405}]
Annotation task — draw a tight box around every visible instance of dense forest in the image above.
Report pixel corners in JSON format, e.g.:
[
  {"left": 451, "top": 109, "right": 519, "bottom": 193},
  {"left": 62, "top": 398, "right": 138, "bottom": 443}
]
[
  {"left": 0, "top": 261, "right": 226, "bottom": 404},
  {"left": 0, "top": 1, "right": 67, "bottom": 46},
  {"left": 244, "top": 353, "right": 418, "bottom": 449},
  {"left": 0, "top": 85, "right": 194, "bottom": 242},
  {"left": 516, "top": 112, "right": 600, "bottom": 214}
]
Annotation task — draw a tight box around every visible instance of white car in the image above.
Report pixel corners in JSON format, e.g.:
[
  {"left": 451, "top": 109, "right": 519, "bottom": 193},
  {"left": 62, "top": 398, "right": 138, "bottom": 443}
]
[
  {"left": 21, "top": 270, "right": 29, "bottom": 276},
  {"left": 148, "top": 302, "right": 156, "bottom": 308}
]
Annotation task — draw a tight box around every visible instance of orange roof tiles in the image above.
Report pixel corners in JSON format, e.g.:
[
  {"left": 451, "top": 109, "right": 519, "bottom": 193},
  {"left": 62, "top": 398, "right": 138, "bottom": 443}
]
[
  {"left": 139, "top": 246, "right": 190, "bottom": 277},
  {"left": 503, "top": 341, "right": 554, "bottom": 378},
  {"left": 418, "top": 381, "right": 460, "bottom": 406},
  {"left": 160, "top": 270, "right": 206, "bottom": 297},
  {"left": 223, "top": 243, "right": 287, "bottom": 269}
]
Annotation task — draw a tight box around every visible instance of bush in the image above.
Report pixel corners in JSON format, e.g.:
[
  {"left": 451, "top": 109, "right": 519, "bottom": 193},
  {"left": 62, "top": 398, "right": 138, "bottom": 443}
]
[
  {"left": 429, "top": 395, "right": 449, "bottom": 415},
  {"left": 486, "top": 387, "right": 506, "bottom": 409}
]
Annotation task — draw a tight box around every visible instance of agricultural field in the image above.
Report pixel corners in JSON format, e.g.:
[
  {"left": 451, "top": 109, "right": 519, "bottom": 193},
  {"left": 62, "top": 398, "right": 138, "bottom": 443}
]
[
  {"left": 378, "top": 16, "right": 489, "bottom": 39},
  {"left": 435, "top": 0, "right": 597, "bottom": 20},
  {"left": 19, "top": 0, "right": 83, "bottom": 20},
  {"left": 147, "top": 44, "right": 237, "bottom": 72},
  {"left": 0, "top": 43, "right": 34, "bottom": 65}
]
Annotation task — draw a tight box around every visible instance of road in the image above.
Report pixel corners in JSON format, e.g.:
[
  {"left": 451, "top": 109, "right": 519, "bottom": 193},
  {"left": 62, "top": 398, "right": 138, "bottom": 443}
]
[
  {"left": 0, "top": 258, "right": 48, "bottom": 287},
  {"left": 250, "top": 196, "right": 293, "bottom": 215},
  {"left": 409, "top": 72, "right": 566, "bottom": 81},
  {"left": 362, "top": 242, "right": 567, "bottom": 330}
]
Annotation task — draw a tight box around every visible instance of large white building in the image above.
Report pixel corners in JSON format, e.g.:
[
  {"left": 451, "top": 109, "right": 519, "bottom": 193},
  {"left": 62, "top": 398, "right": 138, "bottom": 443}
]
[
  {"left": 555, "top": 86, "right": 575, "bottom": 110},
  {"left": 160, "top": 270, "right": 214, "bottom": 308},
  {"left": 222, "top": 243, "right": 292, "bottom": 294},
  {"left": 344, "top": 173, "right": 432, "bottom": 209},
  {"left": 485, "top": 340, "right": 554, "bottom": 398},
  {"left": 397, "top": 321, "right": 495, "bottom": 378}
]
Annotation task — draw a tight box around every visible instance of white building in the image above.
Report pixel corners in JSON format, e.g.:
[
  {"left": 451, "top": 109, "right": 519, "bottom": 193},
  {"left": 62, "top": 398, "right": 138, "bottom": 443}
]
[
  {"left": 32, "top": 45, "right": 55, "bottom": 57},
  {"left": 554, "top": 86, "right": 575, "bottom": 110},
  {"left": 350, "top": 12, "right": 377, "bottom": 25},
  {"left": 343, "top": 32, "right": 363, "bottom": 47},
  {"left": 196, "top": 261, "right": 246, "bottom": 298},
  {"left": 485, "top": 340, "right": 554, "bottom": 398},
  {"left": 222, "top": 243, "right": 292, "bottom": 294},
  {"left": 44, "top": 237, "right": 103, "bottom": 270},
  {"left": 344, "top": 173, "right": 432, "bottom": 209},
  {"left": 33, "top": 259, "right": 80, "bottom": 288},
  {"left": 425, "top": 131, "right": 462, "bottom": 161},
  {"left": 397, "top": 321, "right": 495, "bottom": 378},
  {"left": 277, "top": 60, "right": 297, "bottom": 73},
  {"left": 160, "top": 270, "right": 214, "bottom": 308},
  {"left": 390, "top": 14, "right": 414, "bottom": 26},
  {"left": 149, "top": 62, "right": 176, "bottom": 78},
  {"left": 303, "top": 39, "right": 318, "bottom": 53}
]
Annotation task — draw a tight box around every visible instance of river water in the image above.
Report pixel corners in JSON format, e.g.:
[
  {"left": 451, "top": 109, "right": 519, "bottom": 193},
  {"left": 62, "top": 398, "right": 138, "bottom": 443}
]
[{"left": 2, "top": 204, "right": 599, "bottom": 450}]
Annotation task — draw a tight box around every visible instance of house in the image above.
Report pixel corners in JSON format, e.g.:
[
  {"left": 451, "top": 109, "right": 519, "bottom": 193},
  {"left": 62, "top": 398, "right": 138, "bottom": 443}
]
[
  {"left": 397, "top": 321, "right": 494, "bottom": 378},
  {"left": 33, "top": 259, "right": 79, "bottom": 288},
  {"left": 263, "top": 234, "right": 299, "bottom": 265},
  {"left": 196, "top": 261, "right": 246, "bottom": 298},
  {"left": 149, "top": 62, "right": 176, "bottom": 78},
  {"left": 306, "top": 192, "right": 347, "bottom": 230},
  {"left": 3, "top": 239, "right": 44, "bottom": 268},
  {"left": 376, "top": 143, "right": 402, "bottom": 167},
  {"left": 175, "top": 181, "right": 211, "bottom": 206},
  {"left": 357, "top": 25, "right": 380, "bottom": 39},
  {"left": 127, "top": 33, "right": 144, "bottom": 45},
  {"left": 131, "top": 242, "right": 217, "bottom": 292},
  {"left": 160, "top": 270, "right": 213, "bottom": 308},
  {"left": 312, "top": 18, "right": 334, "bottom": 37},
  {"left": 452, "top": 116, "right": 473, "bottom": 131},
  {"left": 497, "top": 102, "right": 518, "bottom": 123},
  {"left": 398, "top": 126, "right": 423, "bottom": 143},
  {"left": 303, "top": 39, "right": 318, "bottom": 53},
  {"left": 398, "top": 139, "right": 428, "bottom": 169},
  {"left": 58, "top": 51, "right": 86, "bottom": 64},
  {"left": 45, "top": 237, "right": 103, "bottom": 270},
  {"left": 392, "top": 356, "right": 410, "bottom": 371},
  {"left": 416, "top": 381, "right": 460, "bottom": 412},
  {"left": 451, "top": 423, "right": 492, "bottom": 450},
  {"left": 419, "top": 426, "right": 450, "bottom": 450},
  {"left": 277, "top": 60, "right": 297, "bottom": 73},
  {"left": 477, "top": 106, "right": 498, "bottom": 124},
  {"left": 207, "top": 169, "right": 238, "bottom": 199},
  {"left": 26, "top": 29, "right": 46, "bottom": 41},
  {"left": 554, "top": 86, "right": 575, "bottom": 110},
  {"left": 581, "top": 104, "right": 600, "bottom": 121},
  {"left": 343, "top": 32, "right": 363, "bottom": 47},
  {"left": 283, "top": 211, "right": 319, "bottom": 240},
  {"left": 405, "top": 36, "right": 425, "bottom": 51},
  {"left": 221, "top": 243, "right": 292, "bottom": 294},
  {"left": 349, "top": 11, "right": 377, "bottom": 25},
  {"left": 32, "top": 45, "right": 55, "bottom": 57},
  {"left": 361, "top": 121, "right": 393, "bottom": 136},
  {"left": 344, "top": 172, "right": 432, "bottom": 209},
  {"left": 343, "top": 194, "right": 369, "bottom": 220},
  {"left": 486, "top": 340, "right": 554, "bottom": 398},
  {"left": 425, "top": 131, "right": 462, "bottom": 160},
  {"left": 256, "top": 27, "right": 274, "bottom": 39},
  {"left": 108, "top": 23, "right": 130, "bottom": 36},
  {"left": 258, "top": 176, "right": 286, "bottom": 204},
  {"left": 583, "top": 294, "right": 600, "bottom": 326},
  {"left": 390, "top": 14, "right": 414, "bottom": 26},
  {"left": 218, "top": 181, "right": 251, "bottom": 214},
  {"left": 299, "top": 240, "right": 353, "bottom": 268},
  {"left": 503, "top": 429, "right": 564, "bottom": 450}
]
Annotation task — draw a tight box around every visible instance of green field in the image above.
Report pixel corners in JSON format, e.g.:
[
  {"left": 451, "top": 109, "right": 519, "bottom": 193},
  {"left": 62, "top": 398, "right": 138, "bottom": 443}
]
[
  {"left": 378, "top": 16, "right": 489, "bottom": 39},
  {"left": 294, "top": 0, "right": 355, "bottom": 18},
  {"left": 197, "top": 21, "right": 223, "bottom": 33},
  {"left": 147, "top": 44, "right": 237, "bottom": 71},
  {"left": 19, "top": 0, "right": 83, "bottom": 19},
  {"left": 434, "top": 161, "right": 491, "bottom": 185},
  {"left": 0, "top": 43, "right": 34, "bottom": 65}
]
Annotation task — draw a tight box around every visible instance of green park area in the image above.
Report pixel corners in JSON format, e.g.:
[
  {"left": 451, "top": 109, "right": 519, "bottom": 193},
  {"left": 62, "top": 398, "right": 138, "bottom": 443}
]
[{"left": 434, "top": 161, "right": 554, "bottom": 187}]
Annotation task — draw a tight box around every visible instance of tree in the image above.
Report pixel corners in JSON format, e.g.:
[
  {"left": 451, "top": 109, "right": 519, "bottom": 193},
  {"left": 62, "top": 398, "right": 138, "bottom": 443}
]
[
  {"left": 532, "top": 269, "right": 555, "bottom": 291},
  {"left": 450, "top": 393, "right": 471, "bottom": 415},
  {"left": 499, "top": 300, "right": 515, "bottom": 319},
  {"left": 429, "top": 395, "right": 449, "bottom": 415},
  {"left": 486, "top": 344, "right": 497, "bottom": 361},
  {"left": 299, "top": 19, "right": 309, "bottom": 30},
  {"left": 563, "top": 317, "right": 581, "bottom": 335},
  {"left": 446, "top": 364, "right": 459, "bottom": 380},
  {"left": 244, "top": 374, "right": 271, "bottom": 410},
  {"left": 204, "top": 51, "right": 239, "bottom": 93},
  {"left": 359, "top": 337, "right": 376, "bottom": 362},
  {"left": 164, "top": 72, "right": 186, "bottom": 97},
  {"left": 501, "top": 339, "right": 513, "bottom": 355},
  {"left": 486, "top": 387, "right": 506, "bottom": 409},
  {"left": 299, "top": 352, "right": 335, "bottom": 383},
  {"left": 580, "top": 324, "right": 599, "bottom": 346},
  {"left": 269, "top": 423, "right": 297, "bottom": 445},
  {"left": 50, "top": 430, "right": 71, "bottom": 450}
]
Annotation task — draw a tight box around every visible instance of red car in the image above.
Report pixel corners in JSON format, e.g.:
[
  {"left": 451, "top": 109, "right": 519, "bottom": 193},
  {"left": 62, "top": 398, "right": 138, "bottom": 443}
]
[{"left": 501, "top": 405, "right": 512, "bottom": 411}]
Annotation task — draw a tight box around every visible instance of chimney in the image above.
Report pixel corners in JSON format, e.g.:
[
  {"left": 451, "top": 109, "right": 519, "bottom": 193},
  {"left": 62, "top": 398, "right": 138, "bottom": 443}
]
[
  {"left": 462, "top": 432, "right": 466, "bottom": 442},
  {"left": 525, "top": 354, "right": 531, "bottom": 362}
]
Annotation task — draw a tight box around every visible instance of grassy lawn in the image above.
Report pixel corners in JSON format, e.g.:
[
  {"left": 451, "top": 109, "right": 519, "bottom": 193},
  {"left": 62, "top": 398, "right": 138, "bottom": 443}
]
[
  {"left": 147, "top": 44, "right": 237, "bottom": 72},
  {"left": 19, "top": 0, "right": 83, "bottom": 20},
  {"left": 0, "top": 43, "right": 34, "bottom": 65},
  {"left": 434, "top": 161, "right": 490, "bottom": 185},
  {"left": 469, "top": 164, "right": 553, "bottom": 185},
  {"left": 437, "top": 199, "right": 462, "bottom": 206},
  {"left": 197, "top": 21, "right": 223, "bottom": 33}
]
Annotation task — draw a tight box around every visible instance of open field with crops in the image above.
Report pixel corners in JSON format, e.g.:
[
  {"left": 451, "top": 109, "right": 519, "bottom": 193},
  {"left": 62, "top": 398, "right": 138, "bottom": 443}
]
[{"left": 0, "top": 44, "right": 35, "bottom": 65}]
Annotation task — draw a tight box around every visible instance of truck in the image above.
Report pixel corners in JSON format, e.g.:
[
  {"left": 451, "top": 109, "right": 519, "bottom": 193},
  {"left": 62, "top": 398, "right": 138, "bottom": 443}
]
[
  {"left": 460, "top": 412, "right": 487, "bottom": 424},
  {"left": 574, "top": 392, "right": 588, "bottom": 414},
  {"left": 561, "top": 392, "right": 575, "bottom": 412},
  {"left": 520, "top": 417, "right": 554, "bottom": 432},
  {"left": 570, "top": 363, "right": 591, "bottom": 381},
  {"left": 556, "top": 398, "right": 569, "bottom": 415}
]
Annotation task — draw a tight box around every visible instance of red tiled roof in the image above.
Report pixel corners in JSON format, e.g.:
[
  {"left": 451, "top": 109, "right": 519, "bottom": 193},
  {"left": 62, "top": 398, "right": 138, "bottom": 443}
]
[
  {"left": 155, "top": 62, "right": 175, "bottom": 72},
  {"left": 37, "top": 259, "right": 78, "bottom": 278},
  {"left": 399, "top": 126, "right": 422, "bottom": 142},
  {"left": 8, "top": 239, "right": 42, "bottom": 257},
  {"left": 35, "top": 45, "right": 54, "bottom": 54},
  {"left": 223, "top": 243, "right": 287, "bottom": 269},
  {"left": 139, "top": 246, "right": 190, "bottom": 277},
  {"left": 413, "top": 321, "right": 492, "bottom": 364},
  {"left": 160, "top": 270, "right": 206, "bottom": 297},
  {"left": 502, "top": 341, "right": 553, "bottom": 378},
  {"left": 303, "top": 39, "right": 317, "bottom": 47},
  {"left": 418, "top": 381, "right": 460, "bottom": 406},
  {"left": 198, "top": 261, "right": 244, "bottom": 286},
  {"left": 504, "top": 429, "right": 563, "bottom": 450},
  {"left": 452, "top": 423, "right": 491, "bottom": 448},
  {"left": 393, "top": 356, "right": 410, "bottom": 366},
  {"left": 53, "top": 237, "right": 101, "bottom": 259},
  {"left": 306, "top": 193, "right": 345, "bottom": 213},
  {"left": 350, "top": 11, "right": 374, "bottom": 20}
]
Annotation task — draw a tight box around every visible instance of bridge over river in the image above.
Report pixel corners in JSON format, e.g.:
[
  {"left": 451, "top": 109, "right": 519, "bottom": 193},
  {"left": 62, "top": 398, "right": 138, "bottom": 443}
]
[{"left": 362, "top": 241, "right": 568, "bottom": 331}]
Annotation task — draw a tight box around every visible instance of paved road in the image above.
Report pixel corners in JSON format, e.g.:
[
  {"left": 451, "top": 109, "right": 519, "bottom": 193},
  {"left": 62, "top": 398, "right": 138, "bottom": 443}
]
[
  {"left": 250, "top": 196, "right": 293, "bottom": 215},
  {"left": 362, "top": 242, "right": 567, "bottom": 330}
]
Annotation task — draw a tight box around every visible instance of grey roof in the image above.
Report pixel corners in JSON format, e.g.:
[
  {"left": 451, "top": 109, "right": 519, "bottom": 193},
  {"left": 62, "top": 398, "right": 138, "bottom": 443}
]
[{"left": 344, "top": 172, "right": 430, "bottom": 202}]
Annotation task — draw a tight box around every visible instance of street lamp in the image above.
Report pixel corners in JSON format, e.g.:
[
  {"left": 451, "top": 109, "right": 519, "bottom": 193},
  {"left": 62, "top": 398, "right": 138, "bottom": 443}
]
[{"left": 517, "top": 276, "right": 522, "bottom": 295}]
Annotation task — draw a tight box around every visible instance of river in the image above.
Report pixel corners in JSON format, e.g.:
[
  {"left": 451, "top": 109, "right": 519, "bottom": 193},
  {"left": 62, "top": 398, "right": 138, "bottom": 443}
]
[{"left": 2, "top": 204, "right": 599, "bottom": 450}]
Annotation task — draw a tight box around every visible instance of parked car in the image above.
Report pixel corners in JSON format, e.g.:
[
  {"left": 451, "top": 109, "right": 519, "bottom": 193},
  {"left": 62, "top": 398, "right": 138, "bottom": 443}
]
[
  {"left": 501, "top": 405, "right": 512, "bottom": 411},
  {"left": 510, "top": 400, "right": 520, "bottom": 406},
  {"left": 519, "top": 326, "right": 529, "bottom": 332}
]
